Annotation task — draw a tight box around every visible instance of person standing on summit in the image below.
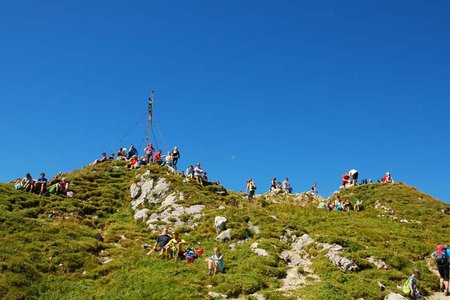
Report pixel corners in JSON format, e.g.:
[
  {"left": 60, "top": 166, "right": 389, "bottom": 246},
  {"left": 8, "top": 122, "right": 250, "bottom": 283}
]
[{"left": 348, "top": 169, "right": 358, "bottom": 186}]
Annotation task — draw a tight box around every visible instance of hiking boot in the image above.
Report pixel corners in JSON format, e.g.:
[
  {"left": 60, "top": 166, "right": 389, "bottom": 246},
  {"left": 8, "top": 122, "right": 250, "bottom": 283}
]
[{"left": 440, "top": 285, "right": 444, "bottom": 292}]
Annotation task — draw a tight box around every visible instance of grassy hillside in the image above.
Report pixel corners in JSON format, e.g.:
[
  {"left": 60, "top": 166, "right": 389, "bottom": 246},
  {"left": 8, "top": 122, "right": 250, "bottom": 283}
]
[{"left": 0, "top": 161, "right": 449, "bottom": 299}]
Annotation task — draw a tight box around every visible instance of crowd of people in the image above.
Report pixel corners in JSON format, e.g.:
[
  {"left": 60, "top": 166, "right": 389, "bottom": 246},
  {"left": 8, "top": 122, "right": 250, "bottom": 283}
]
[
  {"left": 14, "top": 172, "right": 71, "bottom": 196},
  {"left": 143, "top": 227, "right": 224, "bottom": 275}
]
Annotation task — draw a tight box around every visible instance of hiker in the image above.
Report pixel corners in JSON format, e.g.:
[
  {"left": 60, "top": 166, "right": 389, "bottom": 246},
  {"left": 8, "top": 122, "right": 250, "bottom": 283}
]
[
  {"left": 152, "top": 149, "right": 162, "bottom": 164},
  {"left": 203, "top": 172, "right": 208, "bottom": 182},
  {"left": 354, "top": 199, "right": 364, "bottom": 211},
  {"left": 207, "top": 247, "right": 224, "bottom": 275},
  {"left": 310, "top": 182, "right": 318, "bottom": 195},
  {"left": 128, "top": 144, "right": 138, "bottom": 159},
  {"left": 108, "top": 153, "right": 115, "bottom": 160},
  {"left": 246, "top": 179, "right": 256, "bottom": 203},
  {"left": 432, "top": 245, "right": 449, "bottom": 295},
  {"left": 381, "top": 172, "right": 394, "bottom": 183},
  {"left": 144, "top": 143, "right": 154, "bottom": 161},
  {"left": 161, "top": 151, "right": 174, "bottom": 168},
  {"left": 22, "top": 173, "right": 34, "bottom": 192},
  {"left": 147, "top": 227, "right": 172, "bottom": 256},
  {"left": 341, "top": 173, "right": 350, "bottom": 188},
  {"left": 117, "top": 148, "right": 127, "bottom": 160},
  {"left": 185, "top": 165, "right": 194, "bottom": 178},
  {"left": 334, "top": 195, "right": 343, "bottom": 211},
  {"left": 403, "top": 269, "right": 422, "bottom": 299},
  {"left": 92, "top": 152, "right": 107, "bottom": 165},
  {"left": 343, "top": 199, "right": 352, "bottom": 211},
  {"left": 194, "top": 163, "right": 204, "bottom": 185},
  {"left": 49, "top": 172, "right": 63, "bottom": 186},
  {"left": 326, "top": 198, "right": 335, "bottom": 210},
  {"left": 348, "top": 169, "right": 358, "bottom": 185},
  {"left": 270, "top": 177, "right": 277, "bottom": 191},
  {"left": 56, "top": 178, "right": 69, "bottom": 195},
  {"left": 34, "top": 173, "right": 48, "bottom": 195},
  {"left": 281, "top": 178, "right": 292, "bottom": 193},
  {"left": 127, "top": 155, "right": 139, "bottom": 169},
  {"left": 171, "top": 146, "right": 180, "bottom": 169},
  {"left": 163, "top": 232, "right": 187, "bottom": 259},
  {"left": 14, "top": 178, "right": 23, "bottom": 190}
]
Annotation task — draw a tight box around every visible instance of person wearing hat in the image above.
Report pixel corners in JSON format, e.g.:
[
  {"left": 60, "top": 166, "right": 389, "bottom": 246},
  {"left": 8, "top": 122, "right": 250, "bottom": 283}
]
[
  {"left": 246, "top": 179, "right": 256, "bottom": 203},
  {"left": 381, "top": 172, "right": 394, "bottom": 183}
]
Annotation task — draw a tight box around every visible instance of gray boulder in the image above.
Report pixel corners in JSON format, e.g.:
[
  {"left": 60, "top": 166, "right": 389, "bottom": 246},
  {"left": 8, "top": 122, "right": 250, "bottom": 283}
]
[
  {"left": 367, "top": 256, "right": 389, "bottom": 270},
  {"left": 134, "top": 208, "right": 149, "bottom": 222},
  {"left": 130, "top": 183, "right": 141, "bottom": 199},
  {"left": 384, "top": 293, "right": 407, "bottom": 300},
  {"left": 248, "top": 222, "right": 261, "bottom": 235},
  {"left": 291, "top": 234, "right": 313, "bottom": 252},
  {"left": 326, "top": 251, "right": 359, "bottom": 272},
  {"left": 216, "top": 229, "right": 231, "bottom": 242},
  {"left": 214, "top": 216, "right": 228, "bottom": 233}
]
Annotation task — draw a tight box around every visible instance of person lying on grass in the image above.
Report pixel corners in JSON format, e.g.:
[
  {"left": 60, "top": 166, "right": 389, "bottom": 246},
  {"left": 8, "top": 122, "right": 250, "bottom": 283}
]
[
  {"left": 207, "top": 247, "right": 224, "bottom": 275},
  {"left": 147, "top": 227, "right": 172, "bottom": 256}
]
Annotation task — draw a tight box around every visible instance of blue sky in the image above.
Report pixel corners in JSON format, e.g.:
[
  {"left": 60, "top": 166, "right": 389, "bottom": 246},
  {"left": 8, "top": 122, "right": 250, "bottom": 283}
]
[{"left": 1, "top": 1, "right": 449, "bottom": 201}]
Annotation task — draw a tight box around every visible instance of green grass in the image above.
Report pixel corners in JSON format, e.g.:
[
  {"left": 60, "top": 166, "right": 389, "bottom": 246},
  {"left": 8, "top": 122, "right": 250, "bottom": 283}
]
[{"left": 1, "top": 162, "right": 449, "bottom": 299}]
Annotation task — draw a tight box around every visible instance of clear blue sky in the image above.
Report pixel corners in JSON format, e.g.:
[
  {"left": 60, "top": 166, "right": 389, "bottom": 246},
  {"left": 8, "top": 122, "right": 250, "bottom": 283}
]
[{"left": 1, "top": 1, "right": 449, "bottom": 202}]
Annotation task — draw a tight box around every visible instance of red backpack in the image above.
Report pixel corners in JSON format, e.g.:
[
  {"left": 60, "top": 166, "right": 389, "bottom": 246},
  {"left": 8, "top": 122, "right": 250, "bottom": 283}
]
[{"left": 435, "top": 245, "right": 448, "bottom": 265}]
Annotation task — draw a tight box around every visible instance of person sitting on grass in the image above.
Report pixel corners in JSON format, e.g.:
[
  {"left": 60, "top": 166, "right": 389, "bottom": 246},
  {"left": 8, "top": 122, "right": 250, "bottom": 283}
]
[
  {"left": 164, "top": 232, "right": 187, "bottom": 259},
  {"left": 152, "top": 149, "right": 163, "bottom": 164},
  {"left": 34, "top": 172, "right": 48, "bottom": 195},
  {"left": 22, "top": 173, "right": 34, "bottom": 192},
  {"left": 334, "top": 195, "right": 343, "bottom": 211},
  {"left": 381, "top": 172, "right": 394, "bottom": 183},
  {"left": 147, "top": 227, "right": 172, "bottom": 256},
  {"left": 354, "top": 199, "right": 364, "bottom": 211},
  {"left": 207, "top": 247, "right": 224, "bottom": 275},
  {"left": 161, "top": 151, "right": 174, "bottom": 168},
  {"left": 343, "top": 199, "right": 352, "bottom": 211},
  {"left": 326, "top": 198, "right": 335, "bottom": 211},
  {"left": 127, "top": 155, "right": 139, "bottom": 169},
  {"left": 57, "top": 178, "right": 69, "bottom": 195},
  {"left": 108, "top": 153, "right": 115, "bottom": 160},
  {"left": 92, "top": 152, "right": 107, "bottom": 165},
  {"left": 185, "top": 165, "right": 194, "bottom": 179}
]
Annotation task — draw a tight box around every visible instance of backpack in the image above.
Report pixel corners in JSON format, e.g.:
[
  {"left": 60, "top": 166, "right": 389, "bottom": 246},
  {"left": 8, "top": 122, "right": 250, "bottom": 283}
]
[
  {"left": 402, "top": 277, "right": 411, "bottom": 294},
  {"left": 435, "top": 245, "right": 448, "bottom": 265},
  {"left": 252, "top": 183, "right": 257, "bottom": 190}
]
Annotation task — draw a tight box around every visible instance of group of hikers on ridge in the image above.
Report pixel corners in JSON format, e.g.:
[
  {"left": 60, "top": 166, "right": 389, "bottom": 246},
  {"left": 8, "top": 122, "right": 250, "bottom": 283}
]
[
  {"left": 92, "top": 144, "right": 212, "bottom": 186},
  {"left": 143, "top": 227, "right": 224, "bottom": 275},
  {"left": 92, "top": 144, "right": 181, "bottom": 171},
  {"left": 14, "top": 172, "right": 70, "bottom": 196},
  {"left": 341, "top": 169, "right": 394, "bottom": 189}
]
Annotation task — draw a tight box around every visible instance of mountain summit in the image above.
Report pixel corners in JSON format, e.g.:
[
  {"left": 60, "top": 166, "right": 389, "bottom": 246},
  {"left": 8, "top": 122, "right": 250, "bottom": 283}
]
[{"left": 1, "top": 161, "right": 449, "bottom": 299}]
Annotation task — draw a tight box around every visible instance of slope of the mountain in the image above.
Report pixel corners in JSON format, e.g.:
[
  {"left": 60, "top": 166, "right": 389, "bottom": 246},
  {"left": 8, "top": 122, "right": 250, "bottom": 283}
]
[{"left": 0, "top": 161, "right": 449, "bottom": 300}]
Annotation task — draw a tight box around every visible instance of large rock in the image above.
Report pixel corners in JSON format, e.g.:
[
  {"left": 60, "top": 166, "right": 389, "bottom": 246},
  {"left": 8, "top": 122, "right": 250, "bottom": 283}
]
[
  {"left": 134, "top": 208, "right": 149, "bottom": 222},
  {"left": 130, "top": 183, "right": 141, "bottom": 199},
  {"left": 367, "top": 256, "right": 389, "bottom": 270},
  {"left": 325, "top": 251, "right": 359, "bottom": 272},
  {"left": 280, "top": 250, "right": 311, "bottom": 267},
  {"left": 291, "top": 234, "right": 313, "bottom": 252},
  {"left": 152, "top": 178, "right": 170, "bottom": 196},
  {"left": 214, "top": 216, "right": 228, "bottom": 233},
  {"left": 186, "top": 204, "right": 205, "bottom": 215},
  {"left": 216, "top": 229, "right": 231, "bottom": 242},
  {"left": 160, "top": 193, "right": 176, "bottom": 209},
  {"left": 384, "top": 293, "right": 407, "bottom": 300}
]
